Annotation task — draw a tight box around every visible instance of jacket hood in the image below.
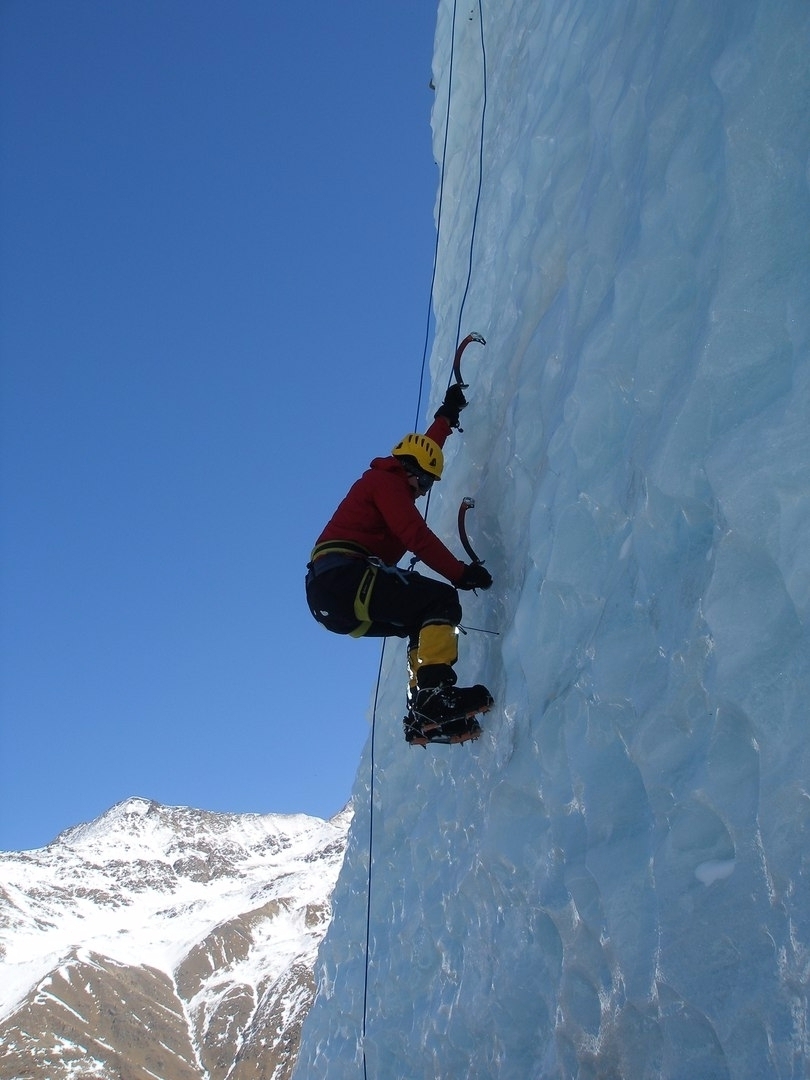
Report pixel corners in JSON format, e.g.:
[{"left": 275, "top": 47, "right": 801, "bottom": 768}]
[{"left": 370, "top": 455, "right": 407, "bottom": 475}]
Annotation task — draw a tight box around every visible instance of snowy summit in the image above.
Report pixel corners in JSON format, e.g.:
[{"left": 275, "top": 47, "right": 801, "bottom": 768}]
[{"left": 0, "top": 797, "right": 350, "bottom": 1080}]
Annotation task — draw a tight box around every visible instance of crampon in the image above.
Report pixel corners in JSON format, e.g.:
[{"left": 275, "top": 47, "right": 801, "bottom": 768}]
[
  {"left": 403, "top": 684, "right": 493, "bottom": 746},
  {"left": 403, "top": 713, "right": 484, "bottom": 746}
]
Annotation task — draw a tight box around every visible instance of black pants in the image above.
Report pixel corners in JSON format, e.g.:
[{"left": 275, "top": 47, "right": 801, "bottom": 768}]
[{"left": 305, "top": 559, "right": 461, "bottom": 647}]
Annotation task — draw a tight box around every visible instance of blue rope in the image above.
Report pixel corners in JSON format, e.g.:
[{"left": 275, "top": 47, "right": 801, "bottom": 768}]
[
  {"left": 413, "top": 0, "right": 461, "bottom": 430},
  {"left": 362, "top": 1, "right": 488, "bottom": 1073},
  {"left": 451, "top": 0, "right": 488, "bottom": 378},
  {"left": 361, "top": 640, "right": 385, "bottom": 1079}
]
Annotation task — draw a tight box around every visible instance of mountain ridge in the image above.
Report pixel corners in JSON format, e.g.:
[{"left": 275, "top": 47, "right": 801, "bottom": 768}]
[{"left": 0, "top": 797, "right": 350, "bottom": 1079}]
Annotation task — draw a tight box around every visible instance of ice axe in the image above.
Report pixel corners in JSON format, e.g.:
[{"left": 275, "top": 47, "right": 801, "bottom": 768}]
[
  {"left": 457, "top": 497, "right": 498, "bottom": 637},
  {"left": 451, "top": 332, "right": 486, "bottom": 389},
  {"left": 458, "top": 496, "right": 484, "bottom": 564}
]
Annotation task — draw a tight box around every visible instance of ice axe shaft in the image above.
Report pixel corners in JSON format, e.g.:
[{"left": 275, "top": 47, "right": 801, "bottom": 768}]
[
  {"left": 452, "top": 332, "right": 486, "bottom": 388},
  {"left": 458, "top": 496, "right": 483, "bottom": 564}
]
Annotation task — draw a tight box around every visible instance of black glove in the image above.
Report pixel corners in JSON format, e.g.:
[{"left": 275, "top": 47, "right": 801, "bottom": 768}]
[
  {"left": 457, "top": 562, "right": 492, "bottom": 591},
  {"left": 434, "top": 383, "right": 468, "bottom": 429}
]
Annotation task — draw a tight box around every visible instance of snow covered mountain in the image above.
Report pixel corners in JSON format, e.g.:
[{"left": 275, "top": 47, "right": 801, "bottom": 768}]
[
  {"left": 0, "top": 797, "right": 349, "bottom": 1080},
  {"left": 294, "top": 1, "right": 810, "bottom": 1078}
]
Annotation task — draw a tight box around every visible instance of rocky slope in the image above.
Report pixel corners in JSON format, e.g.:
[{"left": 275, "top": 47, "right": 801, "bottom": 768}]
[{"left": 0, "top": 797, "right": 349, "bottom": 1080}]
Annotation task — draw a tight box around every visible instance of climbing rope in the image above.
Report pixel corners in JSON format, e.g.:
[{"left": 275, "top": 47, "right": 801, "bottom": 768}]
[
  {"left": 413, "top": 0, "right": 489, "bottom": 428},
  {"left": 450, "top": 0, "right": 488, "bottom": 377},
  {"left": 362, "top": 1, "right": 488, "bottom": 1073},
  {"left": 412, "top": 0, "right": 462, "bottom": 430},
  {"left": 361, "top": 641, "right": 385, "bottom": 1080}
]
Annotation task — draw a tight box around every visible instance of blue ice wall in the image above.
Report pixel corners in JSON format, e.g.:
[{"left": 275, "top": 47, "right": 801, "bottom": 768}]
[{"left": 294, "top": 2, "right": 810, "bottom": 1077}]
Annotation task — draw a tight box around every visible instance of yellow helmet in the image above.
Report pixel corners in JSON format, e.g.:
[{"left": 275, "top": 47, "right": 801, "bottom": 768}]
[{"left": 391, "top": 433, "right": 444, "bottom": 480}]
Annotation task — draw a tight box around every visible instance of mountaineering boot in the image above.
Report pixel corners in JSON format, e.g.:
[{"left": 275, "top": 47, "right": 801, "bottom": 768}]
[
  {"left": 403, "top": 676, "right": 492, "bottom": 746},
  {"left": 411, "top": 682, "right": 494, "bottom": 727},
  {"left": 404, "top": 621, "right": 491, "bottom": 745}
]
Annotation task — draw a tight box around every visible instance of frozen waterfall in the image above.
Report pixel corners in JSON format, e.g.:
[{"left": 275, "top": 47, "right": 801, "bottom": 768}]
[{"left": 294, "top": 1, "right": 810, "bottom": 1077}]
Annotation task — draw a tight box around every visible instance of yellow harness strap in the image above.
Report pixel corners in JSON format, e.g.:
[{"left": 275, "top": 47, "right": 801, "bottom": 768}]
[
  {"left": 310, "top": 540, "right": 370, "bottom": 562},
  {"left": 351, "top": 563, "right": 378, "bottom": 637}
]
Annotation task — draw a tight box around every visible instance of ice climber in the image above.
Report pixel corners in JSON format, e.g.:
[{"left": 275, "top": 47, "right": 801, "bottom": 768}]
[{"left": 305, "top": 383, "right": 494, "bottom": 745}]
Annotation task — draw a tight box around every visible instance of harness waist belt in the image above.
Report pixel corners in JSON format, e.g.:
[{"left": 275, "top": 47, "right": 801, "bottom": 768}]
[{"left": 309, "top": 540, "right": 370, "bottom": 564}]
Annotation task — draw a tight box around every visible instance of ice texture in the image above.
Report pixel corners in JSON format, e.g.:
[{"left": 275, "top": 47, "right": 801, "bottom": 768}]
[{"left": 294, "top": 1, "right": 810, "bottom": 1077}]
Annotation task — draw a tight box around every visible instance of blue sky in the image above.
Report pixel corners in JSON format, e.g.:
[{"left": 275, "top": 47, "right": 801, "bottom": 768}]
[{"left": 0, "top": 1, "right": 441, "bottom": 850}]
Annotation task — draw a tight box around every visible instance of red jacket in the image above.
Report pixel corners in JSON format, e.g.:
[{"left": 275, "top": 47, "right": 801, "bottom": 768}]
[{"left": 315, "top": 417, "right": 466, "bottom": 585}]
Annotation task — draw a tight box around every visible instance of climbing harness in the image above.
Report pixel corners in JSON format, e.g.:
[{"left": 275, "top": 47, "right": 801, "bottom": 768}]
[
  {"left": 306, "top": 541, "right": 373, "bottom": 637},
  {"left": 307, "top": 544, "right": 411, "bottom": 639}
]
